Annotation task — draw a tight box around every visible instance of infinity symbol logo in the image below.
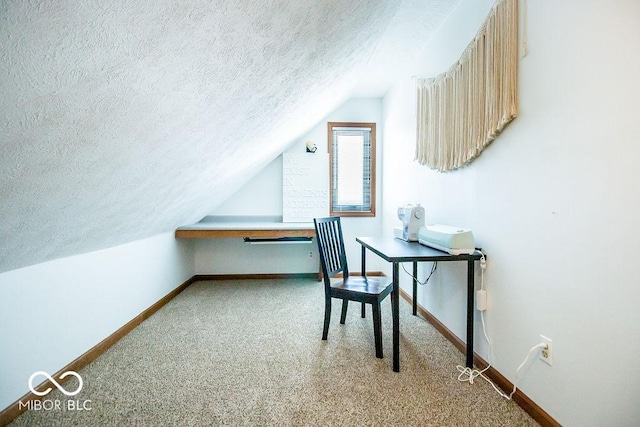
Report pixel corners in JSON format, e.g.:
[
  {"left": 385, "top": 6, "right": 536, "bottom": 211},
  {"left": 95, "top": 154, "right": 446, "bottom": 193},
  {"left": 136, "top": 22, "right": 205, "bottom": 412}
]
[{"left": 28, "top": 371, "right": 83, "bottom": 397}]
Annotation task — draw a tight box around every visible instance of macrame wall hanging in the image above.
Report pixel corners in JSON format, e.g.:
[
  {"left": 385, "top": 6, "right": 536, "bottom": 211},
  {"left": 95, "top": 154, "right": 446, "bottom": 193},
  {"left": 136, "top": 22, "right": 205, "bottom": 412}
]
[{"left": 415, "top": 0, "right": 519, "bottom": 172}]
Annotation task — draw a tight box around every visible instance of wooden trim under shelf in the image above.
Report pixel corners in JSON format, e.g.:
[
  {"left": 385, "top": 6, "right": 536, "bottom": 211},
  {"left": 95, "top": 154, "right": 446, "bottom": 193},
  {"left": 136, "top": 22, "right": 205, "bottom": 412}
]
[
  {"left": 175, "top": 229, "right": 315, "bottom": 239},
  {"left": 195, "top": 273, "right": 320, "bottom": 281}
]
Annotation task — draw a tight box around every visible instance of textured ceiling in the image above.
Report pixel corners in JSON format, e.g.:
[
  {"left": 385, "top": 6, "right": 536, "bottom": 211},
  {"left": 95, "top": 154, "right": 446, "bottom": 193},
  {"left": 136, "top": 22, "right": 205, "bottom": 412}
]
[{"left": 0, "top": 0, "right": 458, "bottom": 273}]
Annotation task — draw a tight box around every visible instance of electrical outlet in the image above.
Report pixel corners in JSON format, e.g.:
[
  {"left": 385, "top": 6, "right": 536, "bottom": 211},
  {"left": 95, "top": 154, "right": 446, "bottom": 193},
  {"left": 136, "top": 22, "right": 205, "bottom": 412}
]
[
  {"left": 539, "top": 335, "right": 553, "bottom": 365},
  {"left": 308, "top": 251, "right": 314, "bottom": 258}
]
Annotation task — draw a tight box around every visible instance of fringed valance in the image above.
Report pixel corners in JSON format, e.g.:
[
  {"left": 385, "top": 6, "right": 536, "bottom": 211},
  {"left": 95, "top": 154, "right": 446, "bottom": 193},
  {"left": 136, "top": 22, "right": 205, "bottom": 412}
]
[{"left": 415, "top": 0, "right": 519, "bottom": 172}]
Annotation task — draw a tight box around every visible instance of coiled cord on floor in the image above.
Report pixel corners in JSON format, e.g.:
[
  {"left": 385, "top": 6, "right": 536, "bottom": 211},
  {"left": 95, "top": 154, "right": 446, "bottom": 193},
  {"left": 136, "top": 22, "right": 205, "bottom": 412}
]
[{"left": 455, "top": 251, "right": 549, "bottom": 399}]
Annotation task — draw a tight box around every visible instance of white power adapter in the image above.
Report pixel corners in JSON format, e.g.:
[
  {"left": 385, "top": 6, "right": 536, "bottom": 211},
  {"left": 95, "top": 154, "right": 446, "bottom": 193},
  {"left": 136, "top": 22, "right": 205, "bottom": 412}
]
[{"left": 476, "top": 290, "right": 487, "bottom": 311}]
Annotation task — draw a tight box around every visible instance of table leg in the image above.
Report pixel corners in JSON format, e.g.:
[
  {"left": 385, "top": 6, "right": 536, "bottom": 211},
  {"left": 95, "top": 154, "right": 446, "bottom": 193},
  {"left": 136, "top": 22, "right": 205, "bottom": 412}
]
[
  {"left": 393, "top": 262, "right": 400, "bottom": 372},
  {"left": 412, "top": 262, "right": 418, "bottom": 316},
  {"left": 466, "top": 258, "right": 475, "bottom": 368},
  {"left": 361, "top": 245, "right": 367, "bottom": 317}
]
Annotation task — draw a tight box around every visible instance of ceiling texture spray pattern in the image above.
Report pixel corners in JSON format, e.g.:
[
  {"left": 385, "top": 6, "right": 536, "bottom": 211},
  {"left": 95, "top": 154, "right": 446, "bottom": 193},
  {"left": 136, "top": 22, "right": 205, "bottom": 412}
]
[{"left": 0, "top": 0, "right": 458, "bottom": 273}]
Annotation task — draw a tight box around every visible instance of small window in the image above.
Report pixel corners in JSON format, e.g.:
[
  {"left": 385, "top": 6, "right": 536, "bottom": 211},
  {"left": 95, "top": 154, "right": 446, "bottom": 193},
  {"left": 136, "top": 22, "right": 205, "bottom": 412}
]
[{"left": 328, "top": 122, "right": 376, "bottom": 217}]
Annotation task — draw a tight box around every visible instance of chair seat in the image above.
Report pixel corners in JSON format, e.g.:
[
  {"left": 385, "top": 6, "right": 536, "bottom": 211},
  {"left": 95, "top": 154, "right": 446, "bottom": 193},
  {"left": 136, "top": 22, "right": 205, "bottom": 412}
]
[{"left": 330, "top": 276, "right": 392, "bottom": 300}]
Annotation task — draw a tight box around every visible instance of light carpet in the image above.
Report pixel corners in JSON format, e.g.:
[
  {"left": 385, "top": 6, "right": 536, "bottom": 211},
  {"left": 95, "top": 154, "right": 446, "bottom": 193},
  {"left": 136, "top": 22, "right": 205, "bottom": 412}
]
[{"left": 11, "top": 278, "right": 538, "bottom": 426}]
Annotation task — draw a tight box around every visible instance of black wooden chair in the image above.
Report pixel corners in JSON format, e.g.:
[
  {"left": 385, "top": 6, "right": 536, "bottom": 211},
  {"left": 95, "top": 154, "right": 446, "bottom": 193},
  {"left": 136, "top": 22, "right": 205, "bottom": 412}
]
[{"left": 314, "top": 216, "right": 393, "bottom": 358}]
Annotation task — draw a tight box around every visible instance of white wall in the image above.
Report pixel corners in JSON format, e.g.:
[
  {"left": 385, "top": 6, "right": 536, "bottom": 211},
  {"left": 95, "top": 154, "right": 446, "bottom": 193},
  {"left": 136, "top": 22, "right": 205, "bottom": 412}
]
[
  {"left": 203, "top": 97, "right": 384, "bottom": 274},
  {"left": 0, "top": 232, "right": 194, "bottom": 410},
  {"left": 381, "top": 0, "right": 640, "bottom": 425}
]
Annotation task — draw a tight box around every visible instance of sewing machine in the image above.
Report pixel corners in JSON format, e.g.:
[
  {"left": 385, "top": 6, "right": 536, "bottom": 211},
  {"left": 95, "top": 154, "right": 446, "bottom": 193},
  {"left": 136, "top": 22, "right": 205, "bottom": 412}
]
[
  {"left": 418, "top": 224, "right": 475, "bottom": 255},
  {"left": 393, "top": 205, "right": 425, "bottom": 241}
]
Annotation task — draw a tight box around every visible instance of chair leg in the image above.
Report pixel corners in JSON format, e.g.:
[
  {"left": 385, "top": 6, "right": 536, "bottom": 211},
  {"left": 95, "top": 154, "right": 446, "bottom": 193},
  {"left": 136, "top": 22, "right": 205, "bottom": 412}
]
[
  {"left": 361, "top": 302, "right": 366, "bottom": 318},
  {"left": 322, "top": 297, "right": 331, "bottom": 340},
  {"left": 372, "top": 302, "right": 383, "bottom": 358},
  {"left": 340, "top": 299, "right": 348, "bottom": 324}
]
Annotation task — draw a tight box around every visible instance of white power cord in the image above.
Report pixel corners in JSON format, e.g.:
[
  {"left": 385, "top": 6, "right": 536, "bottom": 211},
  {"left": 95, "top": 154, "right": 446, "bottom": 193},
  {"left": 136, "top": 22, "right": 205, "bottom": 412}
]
[
  {"left": 505, "top": 342, "right": 549, "bottom": 399},
  {"left": 457, "top": 251, "right": 506, "bottom": 394},
  {"left": 456, "top": 250, "right": 549, "bottom": 400}
]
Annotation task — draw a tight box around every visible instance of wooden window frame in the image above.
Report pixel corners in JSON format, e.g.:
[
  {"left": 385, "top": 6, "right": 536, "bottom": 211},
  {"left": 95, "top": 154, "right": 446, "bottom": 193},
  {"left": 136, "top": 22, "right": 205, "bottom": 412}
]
[{"left": 327, "top": 122, "right": 376, "bottom": 217}]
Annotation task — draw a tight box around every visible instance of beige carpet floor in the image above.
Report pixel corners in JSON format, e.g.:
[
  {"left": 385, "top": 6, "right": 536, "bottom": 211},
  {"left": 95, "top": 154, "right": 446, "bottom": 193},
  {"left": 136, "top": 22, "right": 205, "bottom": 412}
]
[{"left": 11, "top": 278, "right": 538, "bottom": 426}]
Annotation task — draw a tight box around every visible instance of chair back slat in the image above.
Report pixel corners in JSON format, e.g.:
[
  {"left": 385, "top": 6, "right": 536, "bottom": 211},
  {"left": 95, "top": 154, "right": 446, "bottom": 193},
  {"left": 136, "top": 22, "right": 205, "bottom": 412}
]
[{"left": 314, "top": 217, "right": 349, "bottom": 289}]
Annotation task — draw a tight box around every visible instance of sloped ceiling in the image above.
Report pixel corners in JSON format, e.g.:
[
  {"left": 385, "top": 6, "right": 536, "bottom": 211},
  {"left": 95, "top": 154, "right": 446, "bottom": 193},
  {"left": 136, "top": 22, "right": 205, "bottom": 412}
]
[{"left": 0, "top": 0, "right": 458, "bottom": 273}]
